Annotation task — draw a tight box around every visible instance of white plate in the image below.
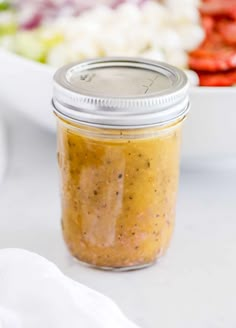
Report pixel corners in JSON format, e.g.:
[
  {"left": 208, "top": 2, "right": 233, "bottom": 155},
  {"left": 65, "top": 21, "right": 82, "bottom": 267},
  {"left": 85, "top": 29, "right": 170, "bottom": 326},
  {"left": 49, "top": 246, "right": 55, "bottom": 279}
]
[{"left": 1, "top": 49, "right": 236, "bottom": 162}]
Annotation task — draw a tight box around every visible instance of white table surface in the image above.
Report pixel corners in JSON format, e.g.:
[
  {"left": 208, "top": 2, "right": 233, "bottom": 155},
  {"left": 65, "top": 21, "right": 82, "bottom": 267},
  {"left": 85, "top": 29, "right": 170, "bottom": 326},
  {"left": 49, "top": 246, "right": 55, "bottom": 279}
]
[{"left": 0, "top": 108, "right": 236, "bottom": 328}]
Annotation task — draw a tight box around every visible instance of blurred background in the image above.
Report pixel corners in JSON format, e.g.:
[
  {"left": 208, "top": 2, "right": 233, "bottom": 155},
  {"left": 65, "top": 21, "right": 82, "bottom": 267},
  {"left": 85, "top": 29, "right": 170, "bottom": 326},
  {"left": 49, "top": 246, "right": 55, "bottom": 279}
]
[
  {"left": 0, "top": 0, "right": 204, "bottom": 72},
  {"left": 0, "top": 2, "right": 236, "bottom": 327},
  {"left": 1, "top": 0, "right": 236, "bottom": 175}
]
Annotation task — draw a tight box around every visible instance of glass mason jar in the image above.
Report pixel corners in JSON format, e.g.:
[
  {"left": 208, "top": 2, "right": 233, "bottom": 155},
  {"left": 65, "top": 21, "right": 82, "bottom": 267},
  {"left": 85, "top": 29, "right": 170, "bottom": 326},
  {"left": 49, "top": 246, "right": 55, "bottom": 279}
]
[{"left": 53, "top": 58, "right": 189, "bottom": 271}]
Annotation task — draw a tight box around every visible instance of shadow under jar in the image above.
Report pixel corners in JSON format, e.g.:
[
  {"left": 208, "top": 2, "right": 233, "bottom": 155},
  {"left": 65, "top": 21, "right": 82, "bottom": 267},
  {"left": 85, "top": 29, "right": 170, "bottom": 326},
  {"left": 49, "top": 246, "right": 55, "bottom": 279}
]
[{"left": 53, "top": 57, "right": 189, "bottom": 271}]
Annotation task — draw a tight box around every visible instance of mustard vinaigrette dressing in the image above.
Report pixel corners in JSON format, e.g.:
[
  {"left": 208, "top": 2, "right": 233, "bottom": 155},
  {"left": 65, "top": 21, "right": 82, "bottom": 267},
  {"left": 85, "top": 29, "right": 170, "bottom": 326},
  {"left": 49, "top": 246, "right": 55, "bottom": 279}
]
[{"left": 53, "top": 58, "right": 189, "bottom": 270}]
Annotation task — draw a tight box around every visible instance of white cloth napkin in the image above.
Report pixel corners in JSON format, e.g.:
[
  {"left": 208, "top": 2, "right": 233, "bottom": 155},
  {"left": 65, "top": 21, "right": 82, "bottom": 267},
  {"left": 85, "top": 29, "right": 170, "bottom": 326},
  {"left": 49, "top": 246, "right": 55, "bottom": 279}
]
[{"left": 0, "top": 249, "right": 140, "bottom": 328}]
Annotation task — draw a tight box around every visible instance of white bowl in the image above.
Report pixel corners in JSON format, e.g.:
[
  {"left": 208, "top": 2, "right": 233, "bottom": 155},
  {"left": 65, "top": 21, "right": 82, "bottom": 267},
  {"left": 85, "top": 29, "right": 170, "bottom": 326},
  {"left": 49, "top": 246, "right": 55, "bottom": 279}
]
[
  {"left": 1, "top": 49, "right": 236, "bottom": 163},
  {"left": 0, "top": 116, "right": 7, "bottom": 183}
]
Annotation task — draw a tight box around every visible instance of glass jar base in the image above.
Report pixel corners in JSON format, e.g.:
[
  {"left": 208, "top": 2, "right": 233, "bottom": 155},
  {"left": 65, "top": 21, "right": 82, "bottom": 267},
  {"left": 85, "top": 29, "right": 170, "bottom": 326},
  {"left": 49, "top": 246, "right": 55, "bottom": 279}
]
[{"left": 72, "top": 256, "right": 157, "bottom": 272}]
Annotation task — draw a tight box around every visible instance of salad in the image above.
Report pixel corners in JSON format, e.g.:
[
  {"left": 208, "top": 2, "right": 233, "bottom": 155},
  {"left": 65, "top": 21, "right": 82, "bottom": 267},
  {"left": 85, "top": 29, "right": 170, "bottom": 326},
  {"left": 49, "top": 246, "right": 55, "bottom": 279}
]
[
  {"left": 189, "top": 0, "right": 236, "bottom": 86},
  {"left": 0, "top": 0, "right": 235, "bottom": 86}
]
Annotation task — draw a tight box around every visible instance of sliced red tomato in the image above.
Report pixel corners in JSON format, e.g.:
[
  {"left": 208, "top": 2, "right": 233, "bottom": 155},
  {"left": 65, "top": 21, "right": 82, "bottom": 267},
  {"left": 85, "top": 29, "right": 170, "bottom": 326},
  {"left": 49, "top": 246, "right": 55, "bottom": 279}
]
[
  {"left": 201, "top": 15, "right": 215, "bottom": 36},
  {"left": 189, "top": 51, "right": 236, "bottom": 71},
  {"left": 197, "top": 69, "right": 236, "bottom": 86},
  {"left": 217, "top": 20, "right": 236, "bottom": 45},
  {"left": 193, "top": 0, "right": 236, "bottom": 85},
  {"left": 189, "top": 33, "right": 236, "bottom": 71},
  {"left": 200, "top": 0, "right": 236, "bottom": 20}
]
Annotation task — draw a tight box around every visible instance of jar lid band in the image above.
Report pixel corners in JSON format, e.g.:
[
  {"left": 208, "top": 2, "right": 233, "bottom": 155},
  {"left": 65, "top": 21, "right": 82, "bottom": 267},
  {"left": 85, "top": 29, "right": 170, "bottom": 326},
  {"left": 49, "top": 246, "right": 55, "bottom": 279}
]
[{"left": 53, "top": 57, "right": 189, "bottom": 128}]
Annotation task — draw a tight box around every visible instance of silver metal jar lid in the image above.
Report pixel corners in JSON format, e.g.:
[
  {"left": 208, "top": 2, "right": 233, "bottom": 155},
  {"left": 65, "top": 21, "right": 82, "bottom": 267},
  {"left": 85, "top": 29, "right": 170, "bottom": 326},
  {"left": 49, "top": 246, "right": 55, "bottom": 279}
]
[{"left": 53, "top": 57, "right": 189, "bottom": 129}]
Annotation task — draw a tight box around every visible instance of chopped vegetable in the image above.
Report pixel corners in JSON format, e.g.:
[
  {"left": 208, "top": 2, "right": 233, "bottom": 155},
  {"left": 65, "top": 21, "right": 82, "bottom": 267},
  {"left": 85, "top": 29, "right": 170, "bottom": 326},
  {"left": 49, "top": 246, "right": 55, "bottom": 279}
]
[
  {"left": 0, "top": 0, "right": 204, "bottom": 85},
  {"left": 217, "top": 20, "right": 236, "bottom": 46},
  {"left": 192, "top": 0, "right": 236, "bottom": 85},
  {"left": 14, "top": 32, "right": 47, "bottom": 63},
  {"left": 197, "top": 69, "right": 236, "bottom": 86},
  {"left": 189, "top": 35, "right": 236, "bottom": 72},
  {"left": 0, "top": 1, "right": 10, "bottom": 11},
  {"left": 200, "top": 0, "right": 236, "bottom": 20}
]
